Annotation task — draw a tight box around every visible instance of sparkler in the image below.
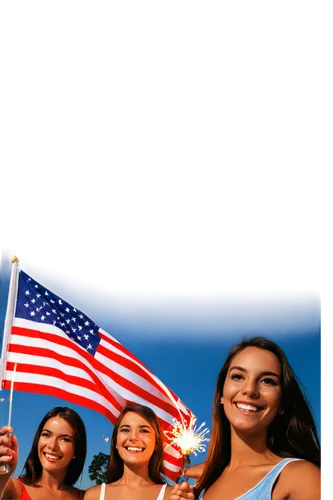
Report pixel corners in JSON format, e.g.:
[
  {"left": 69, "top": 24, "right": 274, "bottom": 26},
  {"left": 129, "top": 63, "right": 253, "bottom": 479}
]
[{"left": 164, "top": 414, "right": 209, "bottom": 482}]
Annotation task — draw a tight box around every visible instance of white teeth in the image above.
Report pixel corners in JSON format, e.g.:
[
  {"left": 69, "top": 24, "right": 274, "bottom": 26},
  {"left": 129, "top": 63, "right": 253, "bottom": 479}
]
[
  {"left": 236, "top": 403, "right": 260, "bottom": 412},
  {"left": 126, "top": 447, "right": 143, "bottom": 452},
  {"left": 45, "top": 453, "right": 59, "bottom": 460}
]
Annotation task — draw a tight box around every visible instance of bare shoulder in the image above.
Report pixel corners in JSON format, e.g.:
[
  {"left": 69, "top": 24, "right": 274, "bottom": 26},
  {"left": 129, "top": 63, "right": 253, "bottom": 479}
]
[
  {"left": 281, "top": 459, "right": 320, "bottom": 480},
  {"left": 83, "top": 483, "right": 103, "bottom": 500},
  {"left": 1, "top": 478, "right": 23, "bottom": 500},
  {"left": 276, "top": 460, "right": 320, "bottom": 500}
]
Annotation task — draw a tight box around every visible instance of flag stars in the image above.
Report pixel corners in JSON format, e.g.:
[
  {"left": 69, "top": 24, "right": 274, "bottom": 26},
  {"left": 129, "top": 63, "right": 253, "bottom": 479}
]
[{"left": 18, "top": 272, "right": 100, "bottom": 356}]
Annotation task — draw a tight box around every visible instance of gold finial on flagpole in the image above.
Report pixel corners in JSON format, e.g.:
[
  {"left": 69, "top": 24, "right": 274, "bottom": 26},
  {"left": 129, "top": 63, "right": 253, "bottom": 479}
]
[{"left": 12, "top": 256, "right": 19, "bottom": 264}]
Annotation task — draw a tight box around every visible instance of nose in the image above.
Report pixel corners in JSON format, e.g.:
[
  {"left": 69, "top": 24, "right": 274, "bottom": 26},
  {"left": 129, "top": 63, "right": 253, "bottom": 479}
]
[
  {"left": 128, "top": 430, "right": 139, "bottom": 441},
  {"left": 242, "top": 378, "right": 259, "bottom": 398},
  {"left": 47, "top": 437, "right": 59, "bottom": 451}
]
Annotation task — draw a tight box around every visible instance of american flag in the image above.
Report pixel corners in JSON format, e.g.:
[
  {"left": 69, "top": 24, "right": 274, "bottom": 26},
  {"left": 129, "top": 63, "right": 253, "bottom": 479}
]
[{"left": 0, "top": 269, "right": 194, "bottom": 480}]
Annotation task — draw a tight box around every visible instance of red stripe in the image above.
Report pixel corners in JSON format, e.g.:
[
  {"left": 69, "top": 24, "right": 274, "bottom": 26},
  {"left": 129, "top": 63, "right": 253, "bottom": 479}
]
[
  {"left": 2, "top": 379, "right": 117, "bottom": 424},
  {"left": 5, "top": 357, "right": 122, "bottom": 414}
]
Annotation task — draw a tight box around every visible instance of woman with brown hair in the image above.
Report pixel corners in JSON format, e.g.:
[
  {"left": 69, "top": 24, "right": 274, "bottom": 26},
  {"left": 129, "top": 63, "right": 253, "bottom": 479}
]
[
  {"left": 84, "top": 404, "right": 194, "bottom": 500},
  {"left": 0, "top": 406, "right": 87, "bottom": 499},
  {"left": 188, "top": 337, "right": 320, "bottom": 499}
]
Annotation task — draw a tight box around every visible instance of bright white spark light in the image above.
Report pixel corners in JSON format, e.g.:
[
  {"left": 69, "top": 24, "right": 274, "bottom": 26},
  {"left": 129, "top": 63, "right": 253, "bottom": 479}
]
[{"left": 164, "top": 415, "right": 210, "bottom": 457}]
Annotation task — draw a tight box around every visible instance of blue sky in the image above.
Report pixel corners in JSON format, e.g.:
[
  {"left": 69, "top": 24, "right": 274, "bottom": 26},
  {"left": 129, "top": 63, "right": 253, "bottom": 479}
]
[{"left": 0, "top": 258, "right": 320, "bottom": 489}]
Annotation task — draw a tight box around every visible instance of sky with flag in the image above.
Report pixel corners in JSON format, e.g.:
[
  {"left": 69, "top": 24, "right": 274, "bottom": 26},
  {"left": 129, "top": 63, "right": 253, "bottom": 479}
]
[{"left": 0, "top": 247, "right": 322, "bottom": 488}]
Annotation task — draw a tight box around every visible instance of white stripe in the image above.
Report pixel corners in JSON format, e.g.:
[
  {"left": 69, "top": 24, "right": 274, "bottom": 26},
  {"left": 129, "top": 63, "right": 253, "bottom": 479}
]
[
  {"left": 162, "top": 459, "right": 181, "bottom": 473},
  {"left": 163, "top": 444, "right": 179, "bottom": 458},
  {"left": 99, "top": 328, "right": 121, "bottom": 344},
  {"left": 5, "top": 362, "right": 120, "bottom": 416}
]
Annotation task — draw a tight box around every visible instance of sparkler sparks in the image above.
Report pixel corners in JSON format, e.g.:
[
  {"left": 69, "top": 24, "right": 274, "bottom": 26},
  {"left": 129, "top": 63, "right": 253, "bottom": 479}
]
[{"left": 164, "top": 415, "right": 209, "bottom": 458}]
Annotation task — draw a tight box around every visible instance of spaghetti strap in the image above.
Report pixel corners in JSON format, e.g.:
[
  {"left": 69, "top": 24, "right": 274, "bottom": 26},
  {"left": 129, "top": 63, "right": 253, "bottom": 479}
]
[
  {"left": 99, "top": 483, "right": 106, "bottom": 500},
  {"left": 156, "top": 483, "right": 167, "bottom": 500}
]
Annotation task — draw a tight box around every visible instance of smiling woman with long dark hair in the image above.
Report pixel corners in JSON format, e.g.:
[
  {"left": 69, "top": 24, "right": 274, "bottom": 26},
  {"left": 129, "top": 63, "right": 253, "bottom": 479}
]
[
  {"left": 0, "top": 406, "right": 87, "bottom": 500},
  {"left": 187, "top": 337, "right": 320, "bottom": 500}
]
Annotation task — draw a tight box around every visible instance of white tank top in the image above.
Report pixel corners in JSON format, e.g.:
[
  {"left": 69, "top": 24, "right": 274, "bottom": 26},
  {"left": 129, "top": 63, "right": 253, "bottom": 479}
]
[{"left": 99, "top": 482, "right": 167, "bottom": 500}]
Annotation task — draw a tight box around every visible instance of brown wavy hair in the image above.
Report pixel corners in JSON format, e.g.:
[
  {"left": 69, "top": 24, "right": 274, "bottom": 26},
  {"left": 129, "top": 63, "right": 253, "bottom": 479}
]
[
  {"left": 19, "top": 406, "right": 87, "bottom": 486},
  {"left": 195, "top": 337, "right": 320, "bottom": 497},
  {"left": 106, "top": 404, "right": 164, "bottom": 484}
]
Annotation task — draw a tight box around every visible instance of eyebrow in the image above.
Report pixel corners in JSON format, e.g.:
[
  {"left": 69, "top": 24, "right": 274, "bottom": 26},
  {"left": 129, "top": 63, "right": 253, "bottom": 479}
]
[
  {"left": 229, "top": 366, "right": 281, "bottom": 379},
  {"left": 41, "top": 428, "right": 74, "bottom": 439},
  {"left": 119, "top": 424, "right": 152, "bottom": 429}
]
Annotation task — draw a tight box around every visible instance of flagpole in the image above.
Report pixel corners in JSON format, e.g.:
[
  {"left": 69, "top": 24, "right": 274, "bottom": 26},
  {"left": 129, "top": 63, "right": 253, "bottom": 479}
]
[{"left": 0, "top": 256, "right": 19, "bottom": 389}]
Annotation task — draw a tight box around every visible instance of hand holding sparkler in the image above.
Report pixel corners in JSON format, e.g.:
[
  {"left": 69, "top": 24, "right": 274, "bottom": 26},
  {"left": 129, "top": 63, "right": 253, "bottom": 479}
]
[{"left": 164, "top": 414, "right": 209, "bottom": 483}]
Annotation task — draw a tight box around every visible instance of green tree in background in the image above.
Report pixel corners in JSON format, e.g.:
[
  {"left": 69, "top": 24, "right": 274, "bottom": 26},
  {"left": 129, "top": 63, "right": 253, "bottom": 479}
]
[{"left": 88, "top": 452, "right": 109, "bottom": 484}]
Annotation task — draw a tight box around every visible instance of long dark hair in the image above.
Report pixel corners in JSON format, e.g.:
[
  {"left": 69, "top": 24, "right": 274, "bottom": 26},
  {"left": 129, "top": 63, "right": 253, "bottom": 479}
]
[
  {"left": 106, "top": 404, "right": 164, "bottom": 484},
  {"left": 20, "top": 406, "right": 87, "bottom": 486},
  {"left": 195, "top": 337, "right": 320, "bottom": 497}
]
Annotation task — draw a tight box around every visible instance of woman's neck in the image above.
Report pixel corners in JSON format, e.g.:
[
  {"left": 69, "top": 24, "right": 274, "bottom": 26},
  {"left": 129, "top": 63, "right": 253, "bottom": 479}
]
[
  {"left": 117, "top": 464, "right": 154, "bottom": 487},
  {"left": 37, "top": 470, "right": 67, "bottom": 490},
  {"left": 228, "top": 427, "right": 276, "bottom": 468}
]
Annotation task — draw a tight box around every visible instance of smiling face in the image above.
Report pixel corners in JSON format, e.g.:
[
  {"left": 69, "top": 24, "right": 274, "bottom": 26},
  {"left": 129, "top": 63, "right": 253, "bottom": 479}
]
[
  {"left": 38, "top": 416, "right": 76, "bottom": 476},
  {"left": 116, "top": 411, "right": 156, "bottom": 466},
  {"left": 222, "top": 346, "right": 282, "bottom": 435}
]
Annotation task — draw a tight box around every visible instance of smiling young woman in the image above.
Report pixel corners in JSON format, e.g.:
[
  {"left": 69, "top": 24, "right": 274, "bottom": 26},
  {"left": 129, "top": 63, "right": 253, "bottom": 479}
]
[
  {"left": 188, "top": 337, "right": 320, "bottom": 500},
  {"left": 0, "top": 407, "right": 87, "bottom": 500},
  {"left": 83, "top": 404, "right": 194, "bottom": 500}
]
